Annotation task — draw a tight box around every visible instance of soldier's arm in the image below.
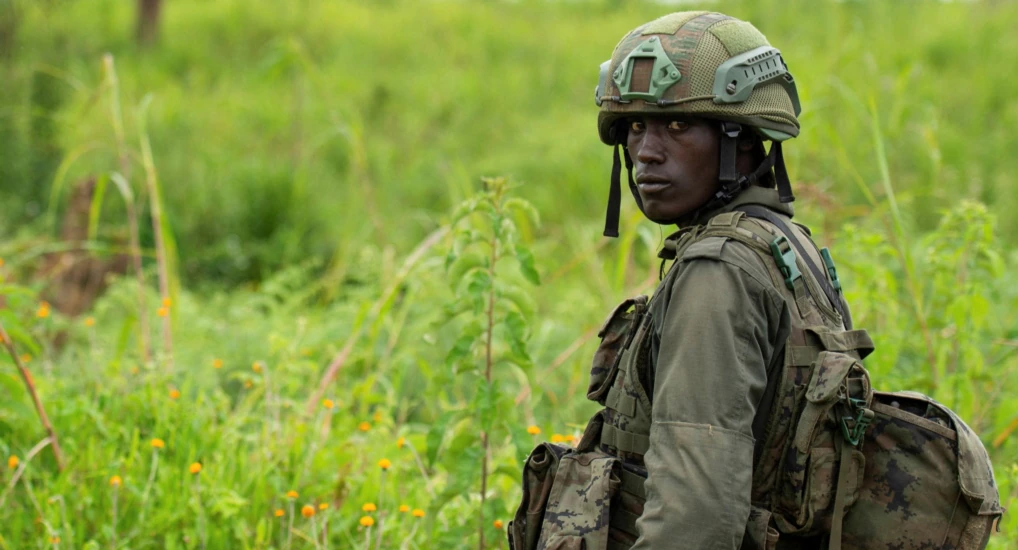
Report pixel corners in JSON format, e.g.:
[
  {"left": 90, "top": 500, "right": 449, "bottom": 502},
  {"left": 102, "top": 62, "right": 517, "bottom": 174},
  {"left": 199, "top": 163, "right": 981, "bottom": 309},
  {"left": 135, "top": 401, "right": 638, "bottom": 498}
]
[{"left": 633, "top": 250, "right": 787, "bottom": 550}]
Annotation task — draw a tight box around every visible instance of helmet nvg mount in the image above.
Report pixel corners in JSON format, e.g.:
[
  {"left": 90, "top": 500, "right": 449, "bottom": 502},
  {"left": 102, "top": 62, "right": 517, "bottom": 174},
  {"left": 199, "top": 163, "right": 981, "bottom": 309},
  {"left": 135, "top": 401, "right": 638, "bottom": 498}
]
[{"left": 595, "top": 12, "right": 802, "bottom": 237}]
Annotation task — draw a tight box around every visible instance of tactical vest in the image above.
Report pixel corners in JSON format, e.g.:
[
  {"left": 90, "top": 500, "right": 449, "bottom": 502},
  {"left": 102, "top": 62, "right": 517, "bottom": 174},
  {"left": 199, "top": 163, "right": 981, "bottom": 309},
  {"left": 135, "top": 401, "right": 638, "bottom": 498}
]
[{"left": 508, "top": 208, "right": 1003, "bottom": 550}]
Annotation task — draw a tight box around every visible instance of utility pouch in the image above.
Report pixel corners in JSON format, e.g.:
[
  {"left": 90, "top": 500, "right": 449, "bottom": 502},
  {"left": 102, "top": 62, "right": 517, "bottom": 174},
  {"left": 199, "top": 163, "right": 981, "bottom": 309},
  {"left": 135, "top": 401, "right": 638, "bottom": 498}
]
[
  {"left": 775, "top": 345, "right": 871, "bottom": 536},
  {"left": 509, "top": 443, "right": 622, "bottom": 550},
  {"left": 587, "top": 296, "right": 648, "bottom": 405}
]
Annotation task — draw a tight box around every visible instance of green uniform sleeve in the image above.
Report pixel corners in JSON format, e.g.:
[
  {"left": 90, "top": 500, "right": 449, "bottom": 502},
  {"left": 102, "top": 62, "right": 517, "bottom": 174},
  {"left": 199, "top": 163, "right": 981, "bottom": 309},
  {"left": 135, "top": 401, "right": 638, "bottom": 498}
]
[{"left": 633, "top": 247, "right": 787, "bottom": 550}]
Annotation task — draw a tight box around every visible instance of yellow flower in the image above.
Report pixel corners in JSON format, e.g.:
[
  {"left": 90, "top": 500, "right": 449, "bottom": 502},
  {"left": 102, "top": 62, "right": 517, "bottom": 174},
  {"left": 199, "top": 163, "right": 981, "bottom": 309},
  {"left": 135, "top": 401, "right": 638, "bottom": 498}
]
[
  {"left": 49, "top": 536, "right": 60, "bottom": 544},
  {"left": 20, "top": 354, "right": 31, "bottom": 364},
  {"left": 396, "top": 436, "right": 406, "bottom": 449},
  {"left": 398, "top": 504, "right": 410, "bottom": 513},
  {"left": 358, "top": 421, "right": 371, "bottom": 432},
  {"left": 169, "top": 388, "right": 181, "bottom": 400},
  {"left": 301, "top": 504, "right": 315, "bottom": 518},
  {"left": 8, "top": 455, "right": 19, "bottom": 470},
  {"left": 212, "top": 358, "right": 223, "bottom": 369},
  {"left": 84, "top": 316, "right": 96, "bottom": 327},
  {"left": 362, "top": 502, "right": 377, "bottom": 512},
  {"left": 252, "top": 362, "right": 262, "bottom": 373},
  {"left": 36, "top": 302, "right": 50, "bottom": 319},
  {"left": 318, "top": 502, "right": 329, "bottom": 511},
  {"left": 378, "top": 458, "right": 391, "bottom": 470},
  {"left": 322, "top": 398, "right": 334, "bottom": 409},
  {"left": 157, "top": 307, "right": 168, "bottom": 317},
  {"left": 526, "top": 425, "right": 541, "bottom": 435},
  {"left": 550, "top": 434, "right": 565, "bottom": 443},
  {"left": 286, "top": 490, "right": 299, "bottom": 499},
  {"left": 494, "top": 519, "right": 504, "bottom": 529},
  {"left": 359, "top": 515, "right": 375, "bottom": 527},
  {"left": 274, "top": 508, "right": 285, "bottom": 517},
  {"left": 162, "top": 297, "right": 172, "bottom": 308},
  {"left": 0, "top": 257, "right": 4, "bottom": 268},
  {"left": 373, "top": 411, "right": 383, "bottom": 422},
  {"left": 151, "top": 438, "right": 165, "bottom": 449},
  {"left": 109, "top": 475, "right": 122, "bottom": 487},
  {"left": 244, "top": 380, "right": 253, "bottom": 389},
  {"left": 130, "top": 366, "right": 140, "bottom": 375},
  {"left": 412, "top": 508, "right": 425, "bottom": 518},
  {"left": 189, "top": 462, "right": 202, "bottom": 475}
]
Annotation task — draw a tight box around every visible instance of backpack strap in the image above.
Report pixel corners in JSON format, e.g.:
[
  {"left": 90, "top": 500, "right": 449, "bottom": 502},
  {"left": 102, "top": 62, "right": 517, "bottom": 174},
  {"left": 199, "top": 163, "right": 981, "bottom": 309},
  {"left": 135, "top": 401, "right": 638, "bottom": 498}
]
[{"left": 737, "top": 205, "right": 851, "bottom": 328}]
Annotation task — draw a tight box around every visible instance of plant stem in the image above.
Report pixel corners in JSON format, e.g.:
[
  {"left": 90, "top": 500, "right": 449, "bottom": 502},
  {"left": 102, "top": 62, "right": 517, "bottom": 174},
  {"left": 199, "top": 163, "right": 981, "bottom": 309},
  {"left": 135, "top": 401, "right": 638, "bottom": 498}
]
[
  {"left": 0, "top": 324, "right": 64, "bottom": 470},
  {"left": 137, "top": 102, "right": 174, "bottom": 371},
  {"left": 375, "top": 470, "right": 386, "bottom": 550},
  {"left": 139, "top": 450, "right": 160, "bottom": 525},
  {"left": 102, "top": 54, "right": 152, "bottom": 365},
  {"left": 479, "top": 200, "right": 500, "bottom": 550},
  {"left": 0, "top": 437, "right": 52, "bottom": 508},
  {"left": 112, "top": 486, "right": 119, "bottom": 549}
]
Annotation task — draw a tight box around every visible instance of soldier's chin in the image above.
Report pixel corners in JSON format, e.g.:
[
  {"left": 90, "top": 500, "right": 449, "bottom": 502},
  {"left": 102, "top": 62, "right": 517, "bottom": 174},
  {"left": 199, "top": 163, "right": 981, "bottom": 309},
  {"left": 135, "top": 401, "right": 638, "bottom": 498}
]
[{"left": 641, "top": 202, "right": 688, "bottom": 225}]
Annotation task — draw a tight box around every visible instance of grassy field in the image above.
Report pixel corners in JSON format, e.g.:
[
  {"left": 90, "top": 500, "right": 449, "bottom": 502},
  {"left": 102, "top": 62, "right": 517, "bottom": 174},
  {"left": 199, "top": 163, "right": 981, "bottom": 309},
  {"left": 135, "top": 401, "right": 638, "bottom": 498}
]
[{"left": 1, "top": 0, "right": 1017, "bottom": 548}]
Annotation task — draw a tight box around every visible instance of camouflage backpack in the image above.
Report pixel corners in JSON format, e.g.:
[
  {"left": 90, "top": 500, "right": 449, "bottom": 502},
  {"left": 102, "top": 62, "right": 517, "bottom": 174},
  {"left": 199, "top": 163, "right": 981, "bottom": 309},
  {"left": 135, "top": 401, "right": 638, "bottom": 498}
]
[
  {"left": 508, "top": 208, "right": 1004, "bottom": 550},
  {"left": 508, "top": 11, "right": 1003, "bottom": 550}
]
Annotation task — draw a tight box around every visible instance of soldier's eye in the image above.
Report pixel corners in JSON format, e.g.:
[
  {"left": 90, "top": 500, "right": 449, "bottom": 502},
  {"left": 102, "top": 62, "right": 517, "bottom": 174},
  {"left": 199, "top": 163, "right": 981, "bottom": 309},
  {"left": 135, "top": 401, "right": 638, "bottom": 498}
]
[
  {"left": 629, "top": 120, "right": 646, "bottom": 133},
  {"left": 667, "top": 120, "right": 689, "bottom": 131}
]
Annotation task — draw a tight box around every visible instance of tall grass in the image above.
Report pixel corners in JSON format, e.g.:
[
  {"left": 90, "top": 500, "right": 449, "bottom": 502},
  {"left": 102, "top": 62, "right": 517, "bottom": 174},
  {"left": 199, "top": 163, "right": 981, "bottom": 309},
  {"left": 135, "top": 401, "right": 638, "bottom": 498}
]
[{"left": 1, "top": 0, "right": 1017, "bottom": 548}]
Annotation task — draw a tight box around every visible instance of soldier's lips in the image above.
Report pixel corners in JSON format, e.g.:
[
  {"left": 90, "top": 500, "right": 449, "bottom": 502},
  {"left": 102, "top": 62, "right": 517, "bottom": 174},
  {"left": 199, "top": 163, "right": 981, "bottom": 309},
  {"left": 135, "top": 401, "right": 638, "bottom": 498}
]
[{"left": 636, "top": 179, "right": 672, "bottom": 194}]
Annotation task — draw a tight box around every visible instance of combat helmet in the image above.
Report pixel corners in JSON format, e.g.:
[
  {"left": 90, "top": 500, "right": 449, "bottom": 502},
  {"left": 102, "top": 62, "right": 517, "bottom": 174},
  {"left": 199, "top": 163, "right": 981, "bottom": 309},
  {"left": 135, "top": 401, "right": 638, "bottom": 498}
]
[{"left": 595, "top": 12, "right": 802, "bottom": 237}]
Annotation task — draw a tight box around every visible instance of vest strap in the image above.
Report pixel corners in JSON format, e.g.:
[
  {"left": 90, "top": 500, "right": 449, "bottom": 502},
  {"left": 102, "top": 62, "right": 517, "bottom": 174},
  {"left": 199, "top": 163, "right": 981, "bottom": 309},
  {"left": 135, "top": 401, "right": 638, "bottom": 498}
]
[
  {"left": 601, "top": 423, "right": 650, "bottom": 455},
  {"left": 620, "top": 467, "right": 647, "bottom": 500}
]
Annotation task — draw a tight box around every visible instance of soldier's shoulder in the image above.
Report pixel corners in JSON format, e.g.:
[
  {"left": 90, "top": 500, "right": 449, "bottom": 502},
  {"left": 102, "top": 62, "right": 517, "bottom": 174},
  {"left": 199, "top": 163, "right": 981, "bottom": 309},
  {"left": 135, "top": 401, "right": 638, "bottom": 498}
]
[{"left": 678, "top": 230, "right": 776, "bottom": 295}]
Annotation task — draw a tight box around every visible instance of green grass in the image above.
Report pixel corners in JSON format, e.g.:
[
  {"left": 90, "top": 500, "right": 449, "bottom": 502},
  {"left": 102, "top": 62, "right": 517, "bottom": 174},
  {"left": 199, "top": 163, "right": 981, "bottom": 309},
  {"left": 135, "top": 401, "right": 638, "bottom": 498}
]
[{"left": 1, "top": 0, "right": 1017, "bottom": 547}]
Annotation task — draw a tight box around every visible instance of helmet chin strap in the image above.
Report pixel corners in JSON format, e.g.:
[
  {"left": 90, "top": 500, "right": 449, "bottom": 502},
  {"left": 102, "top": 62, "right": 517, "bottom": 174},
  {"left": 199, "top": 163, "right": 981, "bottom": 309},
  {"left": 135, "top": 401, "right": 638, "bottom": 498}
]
[{"left": 602, "top": 122, "right": 795, "bottom": 238}]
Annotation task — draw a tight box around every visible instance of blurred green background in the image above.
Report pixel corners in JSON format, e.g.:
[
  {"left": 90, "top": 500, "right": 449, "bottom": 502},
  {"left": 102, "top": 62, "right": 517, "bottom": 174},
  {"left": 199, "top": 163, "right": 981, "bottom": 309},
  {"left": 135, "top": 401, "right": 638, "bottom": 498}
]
[{"left": 1, "top": 0, "right": 1017, "bottom": 548}]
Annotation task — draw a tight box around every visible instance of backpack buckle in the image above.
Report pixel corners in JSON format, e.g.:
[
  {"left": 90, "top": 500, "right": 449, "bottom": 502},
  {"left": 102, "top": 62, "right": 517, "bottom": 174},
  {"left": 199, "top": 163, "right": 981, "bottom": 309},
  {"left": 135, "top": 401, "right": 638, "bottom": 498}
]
[
  {"left": 769, "top": 236, "right": 801, "bottom": 290},
  {"left": 839, "top": 397, "right": 874, "bottom": 446}
]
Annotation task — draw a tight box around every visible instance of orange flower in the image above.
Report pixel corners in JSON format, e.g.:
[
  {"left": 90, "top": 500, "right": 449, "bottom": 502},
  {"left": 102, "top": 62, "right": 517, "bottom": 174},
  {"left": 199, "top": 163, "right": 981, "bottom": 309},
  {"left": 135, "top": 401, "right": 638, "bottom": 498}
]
[
  {"left": 359, "top": 515, "right": 375, "bottom": 527},
  {"left": 358, "top": 421, "right": 371, "bottom": 432},
  {"left": 322, "top": 398, "right": 334, "bottom": 409},
  {"left": 526, "top": 425, "right": 541, "bottom": 435},
  {"left": 396, "top": 436, "right": 406, "bottom": 449},
  {"left": 19, "top": 354, "right": 31, "bottom": 364},
  {"left": 151, "top": 438, "right": 165, "bottom": 449},
  {"left": 162, "top": 297, "right": 172, "bottom": 308},
  {"left": 244, "top": 380, "right": 253, "bottom": 389},
  {"left": 189, "top": 462, "right": 202, "bottom": 475},
  {"left": 362, "top": 502, "right": 377, "bottom": 512},
  {"left": 36, "top": 302, "right": 50, "bottom": 318},
  {"left": 301, "top": 505, "right": 315, "bottom": 518},
  {"left": 130, "top": 366, "right": 140, "bottom": 375},
  {"left": 286, "top": 490, "right": 299, "bottom": 499},
  {"left": 378, "top": 458, "right": 391, "bottom": 470},
  {"left": 169, "top": 388, "right": 181, "bottom": 400},
  {"left": 109, "top": 475, "right": 122, "bottom": 487},
  {"left": 550, "top": 434, "right": 565, "bottom": 443},
  {"left": 412, "top": 508, "right": 425, "bottom": 518},
  {"left": 0, "top": 257, "right": 4, "bottom": 268},
  {"left": 398, "top": 504, "right": 410, "bottom": 513},
  {"left": 84, "top": 316, "right": 96, "bottom": 327},
  {"left": 212, "top": 358, "right": 223, "bottom": 369},
  {"left": 157, "top": 307, "right": 168, "bottom": 317},
  {"left": 252, "top": 362, "right": 262, "bottom": 374},
  {"left": 8, "top": 455, "right": 19, "bottom": 470},
  {"left": 274, "top": 509, "right": 285, "bottom": 517},
  {"left": 318, "top": 502, "right": 329, "bottom": 511},
  {"left": 49, "top": 536, "right": 60, "bottom": 544},
  {"left": 494, "top": 519, "right": 504, "bottom": 529}
]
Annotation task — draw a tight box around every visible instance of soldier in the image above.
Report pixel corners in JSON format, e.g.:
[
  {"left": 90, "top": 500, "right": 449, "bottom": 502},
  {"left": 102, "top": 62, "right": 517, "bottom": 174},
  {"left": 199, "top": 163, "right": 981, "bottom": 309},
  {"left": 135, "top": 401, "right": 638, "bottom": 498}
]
[
  {"left": 591, "top": 11, "right": 844, "bottom": 549},
  {"left": 510, "top": 11, "right": 1002, "bottom": 550}
]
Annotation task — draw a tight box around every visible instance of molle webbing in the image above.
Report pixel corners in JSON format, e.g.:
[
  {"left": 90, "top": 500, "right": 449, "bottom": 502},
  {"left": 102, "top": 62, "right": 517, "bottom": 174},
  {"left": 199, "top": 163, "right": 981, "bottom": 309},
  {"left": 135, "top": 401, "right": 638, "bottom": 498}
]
[
  {"left": 606, "top": 385, "right": 637, "bottom": 417},
  {"left": 601, "top": 423, "right": 650, "bottom": 455}
]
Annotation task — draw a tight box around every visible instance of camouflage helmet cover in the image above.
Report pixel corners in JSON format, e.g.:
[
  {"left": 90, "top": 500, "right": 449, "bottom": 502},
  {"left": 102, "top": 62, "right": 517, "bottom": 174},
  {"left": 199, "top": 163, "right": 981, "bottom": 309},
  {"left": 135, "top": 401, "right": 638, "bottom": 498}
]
[{"left": 596, "top": 12, "right": 801, "bottom": 145}]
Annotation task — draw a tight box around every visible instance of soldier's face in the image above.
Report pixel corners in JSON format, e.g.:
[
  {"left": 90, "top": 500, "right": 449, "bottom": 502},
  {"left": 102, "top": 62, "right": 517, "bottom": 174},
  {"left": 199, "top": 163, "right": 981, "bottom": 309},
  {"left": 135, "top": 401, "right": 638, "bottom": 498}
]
[{"left": 625, "top": 115, "right": 720, "bottom": 223}]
